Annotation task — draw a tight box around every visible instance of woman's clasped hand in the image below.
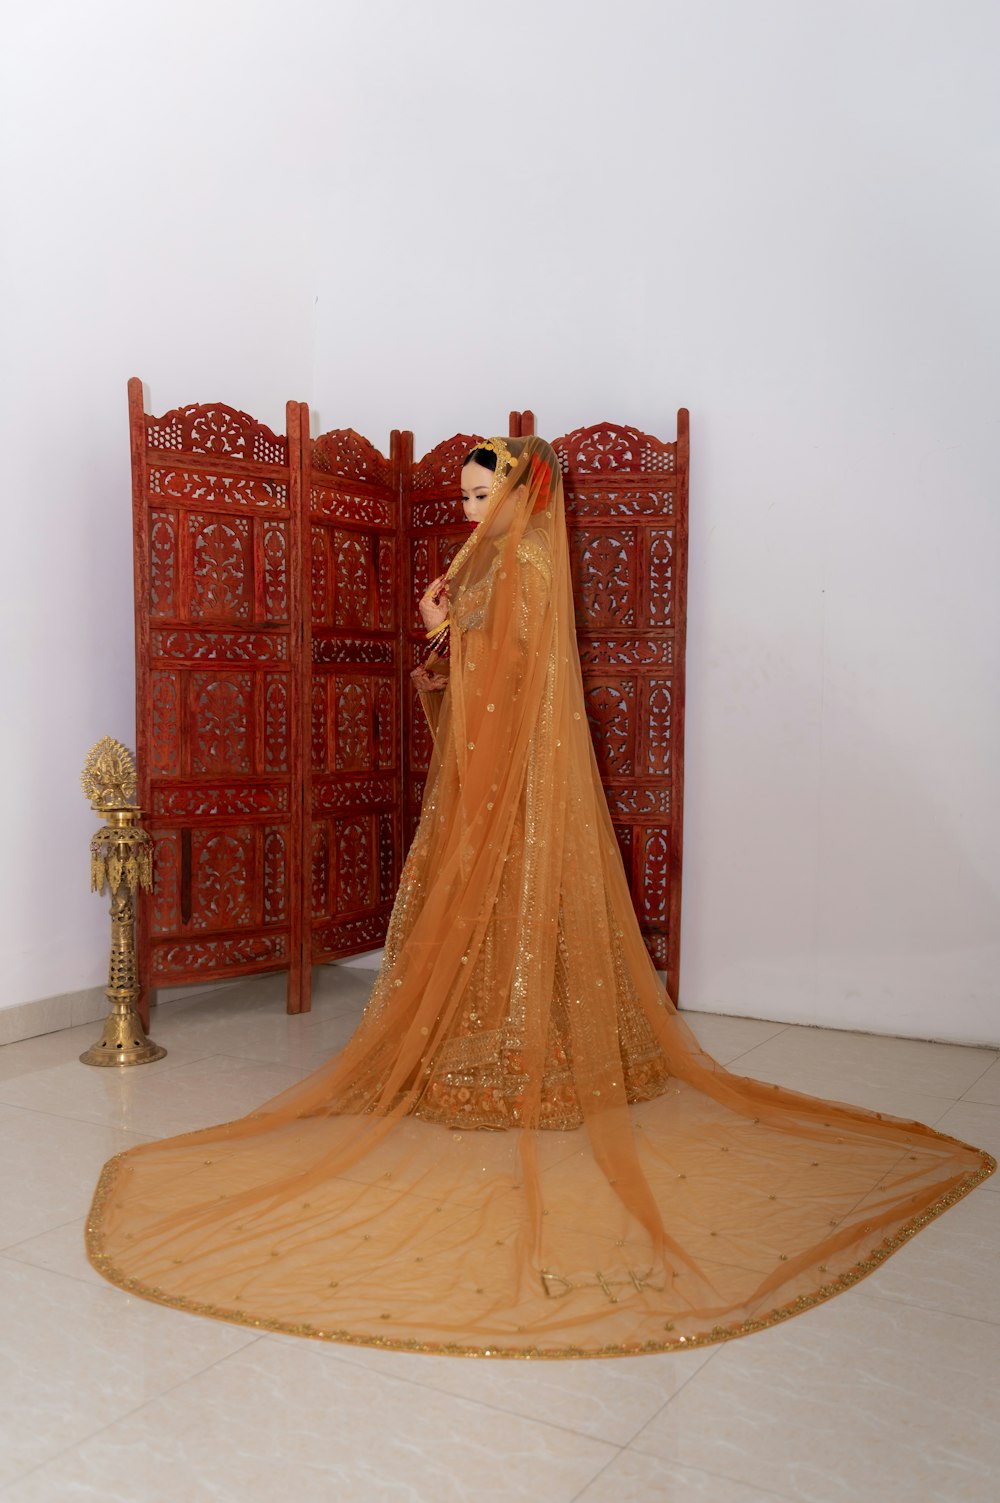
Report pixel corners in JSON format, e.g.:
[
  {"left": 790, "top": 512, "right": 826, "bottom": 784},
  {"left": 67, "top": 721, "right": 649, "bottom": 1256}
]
[
  {"left": 418, "top": 572, "right": 449, "bottom": 629},
  {"left": 411, "top": 662, "right": 449, "bottom": 692},
  {"left": 411, "top": 571, "right": 451, "bottom": 692}
]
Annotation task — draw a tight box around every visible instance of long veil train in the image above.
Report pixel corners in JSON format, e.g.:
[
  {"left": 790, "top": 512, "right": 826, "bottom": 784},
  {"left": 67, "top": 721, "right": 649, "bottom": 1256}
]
[{"left": 86, "top": 434, "right": 994, "bottom": 1357}]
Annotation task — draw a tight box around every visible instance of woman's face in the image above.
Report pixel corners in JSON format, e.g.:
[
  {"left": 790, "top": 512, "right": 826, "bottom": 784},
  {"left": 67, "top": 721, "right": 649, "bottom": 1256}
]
[{"left": 460, "top": 461, "right": 494, "bottom": 525}]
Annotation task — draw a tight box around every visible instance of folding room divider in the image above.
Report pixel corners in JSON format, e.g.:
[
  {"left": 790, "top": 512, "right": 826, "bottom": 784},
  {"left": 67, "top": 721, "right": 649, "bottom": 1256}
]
[{"left": 129, "top": 376, "right": 690, "bottom": 1026}]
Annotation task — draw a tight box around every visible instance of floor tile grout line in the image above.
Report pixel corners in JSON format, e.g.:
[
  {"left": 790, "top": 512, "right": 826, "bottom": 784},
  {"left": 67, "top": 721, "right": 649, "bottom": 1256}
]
[
  {"left": 929, "top": 1100, "right": 971, "bottom": 1127},
  {"left": 694, "top": 1059, "right": 969, "bottom": 1113},
  {"left": 618, "top": 1448, "right": 807, "bottom": 1503},
  {"left": 0, "top": 1095, "right": 199, "bottom": 1138},
  {"left": 200, "top": 1051, "right": 348, "bottom": 1085},
  {"left": 689, "top": 1026, "right": 792, "bottom": 1069},
  {"left": 565, "top": 1447, "right": 623, "bottom": 1503},
  {"left": 956, "top": 1052, "right": 1000, "bottom": 1100},
  {"left": 723, "top": 1023, "right": 998, "bottom": 1065},
  {"left": 721, "top": 1045, "right": 994, "bottom": 1095},
  {"left": 37, "top": 1007, "right": 368, "bottom": 1039},
  {"left": 849, "top": 1284, "right": 1000, "bottom": 1330},
  {"left": 0, "top": 997, "right": 368, "bottom": 1064},
  {"left": 150, "top": 1003, "right": 367, "bottom": 1040},
  {"left": 299, "top": 1341, "right": 675, "bottom": 1450},
  {"left": 151, "top": 1050, "right": 312, "bottom": 1075},
  {"left": 0, "top": 1052, "right": 311, "bottom": 1138},
  {"left": 272, "top": 1287, "right": 748, "bottom": 1453},
  {"left": 704, "top": 1045, "right": 983, "bottom": 1110},
  {"left": 692, "top": 1462, "right": 804, "bottom": 1503},
  {"left": 269, "top": 1338, "right": 654, "bottom": 1457},
  {"left": 169, "top": 1048, "right": 354, "bottom": 1073},
  {"left": 0, "top": 1333, "right": 270, "bottom": 1495},
  {"left": 1, "top": 1027, "right": 366, "bottom": 1082},
  {"left": 0, "top": 1243, "right": 125, "bottom": 1293},
  {"left": 0, "top": 1097, "right": 160, "bottom": 1138},
  {"left": 0, "top": 1055, "right": 218, "bottom": 1091},
  {"left": 0, "top": 1212, "right": 91, "bottom": 1259},
  {"left": 619, "top": 1339, "right": 734, "bottom": 1455}
]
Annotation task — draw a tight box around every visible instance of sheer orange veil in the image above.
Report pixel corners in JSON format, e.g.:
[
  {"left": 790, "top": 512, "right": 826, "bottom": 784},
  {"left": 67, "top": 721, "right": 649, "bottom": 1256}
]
[{"left": 86, "top": 433, "right": 994, "bottom": 1356}]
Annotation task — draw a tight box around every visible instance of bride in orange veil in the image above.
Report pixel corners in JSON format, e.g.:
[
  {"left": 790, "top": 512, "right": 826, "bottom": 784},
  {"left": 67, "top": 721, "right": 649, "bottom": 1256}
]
[{"left": 87, "top": 433, "right": 994, "bottom": 1357}]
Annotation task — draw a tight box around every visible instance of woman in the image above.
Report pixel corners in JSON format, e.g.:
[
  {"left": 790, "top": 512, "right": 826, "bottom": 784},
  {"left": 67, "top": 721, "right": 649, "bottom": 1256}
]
[{"left": 87, "top": 434, "right": 994, "bottom": 1357}]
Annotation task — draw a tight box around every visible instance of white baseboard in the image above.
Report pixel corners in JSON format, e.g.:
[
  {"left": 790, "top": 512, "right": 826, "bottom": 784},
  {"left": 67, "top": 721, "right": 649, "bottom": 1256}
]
[
  {"left": 0, "top": 980, "right": 231, "bottom": 1047},
  {"left": 0, "top": 984, "right": 112, "bottom": 1047}
]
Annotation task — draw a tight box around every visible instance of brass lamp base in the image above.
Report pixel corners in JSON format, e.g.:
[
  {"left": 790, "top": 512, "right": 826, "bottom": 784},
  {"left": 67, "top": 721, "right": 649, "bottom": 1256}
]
[
  {"left": 80, "top": 740, "right": 165, "bottom": 1069},
  {"left": 80, "top": 991, "right": 167, "bottom": 1068}
]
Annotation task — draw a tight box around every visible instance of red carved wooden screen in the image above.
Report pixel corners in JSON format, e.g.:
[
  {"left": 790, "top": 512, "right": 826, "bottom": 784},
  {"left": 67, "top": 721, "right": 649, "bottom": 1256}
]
[
  {"left": 299, "top": 418, "right": 405, "bottom": 1014},
  {"left": 130, "top": 379, "right": 689, "bottom": 1019},
  {"left": 536, "top": 416, "right": 690, "bottom": 1003},
  {"left": 130, "top": 379, "right": 305, "bottom": 1030}
]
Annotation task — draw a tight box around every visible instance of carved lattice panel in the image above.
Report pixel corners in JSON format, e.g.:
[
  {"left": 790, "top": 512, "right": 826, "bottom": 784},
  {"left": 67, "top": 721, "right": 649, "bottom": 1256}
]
[
  {"left": 303, "top": 425, "right": 402, "bottom": 985},
  {"left": 130, "top": 382, "right": 305, "bottom": 1022},
  {"left": 550, "top": 418, "right": 689, "bottom": 1000}
]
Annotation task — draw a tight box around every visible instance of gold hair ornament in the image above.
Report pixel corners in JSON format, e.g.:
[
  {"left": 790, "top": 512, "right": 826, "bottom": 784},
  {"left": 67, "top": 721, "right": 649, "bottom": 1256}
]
[{"left": 468, "top": 436, "right": 519, "bottom": 501}]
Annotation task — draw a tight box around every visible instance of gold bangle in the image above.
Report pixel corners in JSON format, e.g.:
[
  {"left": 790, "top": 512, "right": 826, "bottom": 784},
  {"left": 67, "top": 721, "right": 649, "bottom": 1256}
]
[{"left": 425, "top": 618, "right": 450, "bottom": 640}]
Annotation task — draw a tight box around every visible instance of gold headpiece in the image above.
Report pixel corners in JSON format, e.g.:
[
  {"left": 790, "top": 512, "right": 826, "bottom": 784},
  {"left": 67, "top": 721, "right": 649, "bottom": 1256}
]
[
  {"left": 469, "top": 436, "right": 519, "bottom": 502},
  {"left": 470, "top": 436, "right": 511, "bottom": 464}
]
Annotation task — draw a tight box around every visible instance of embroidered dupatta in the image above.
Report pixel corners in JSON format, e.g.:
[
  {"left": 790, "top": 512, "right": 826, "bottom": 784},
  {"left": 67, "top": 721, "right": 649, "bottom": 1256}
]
[{"left": 86, "top": 434, "right": 994, "bottom": 1356}]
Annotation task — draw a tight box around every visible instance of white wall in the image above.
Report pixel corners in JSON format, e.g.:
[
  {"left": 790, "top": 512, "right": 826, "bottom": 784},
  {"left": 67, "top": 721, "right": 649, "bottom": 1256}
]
[{"left": 2, "top": 0, "right": 997, "bottom": 1044}]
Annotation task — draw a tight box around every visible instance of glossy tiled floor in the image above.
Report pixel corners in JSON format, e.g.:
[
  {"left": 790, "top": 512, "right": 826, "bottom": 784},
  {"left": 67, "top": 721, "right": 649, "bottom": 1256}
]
[{"left": 1, "top": 966, "right": 998, "bottom": 1502}]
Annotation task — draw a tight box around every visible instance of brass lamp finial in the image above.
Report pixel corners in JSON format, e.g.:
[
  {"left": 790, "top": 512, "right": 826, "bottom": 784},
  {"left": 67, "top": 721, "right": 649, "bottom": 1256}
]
[{"left": 81, "top": 735, "right": 138, "bottom": 808}]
